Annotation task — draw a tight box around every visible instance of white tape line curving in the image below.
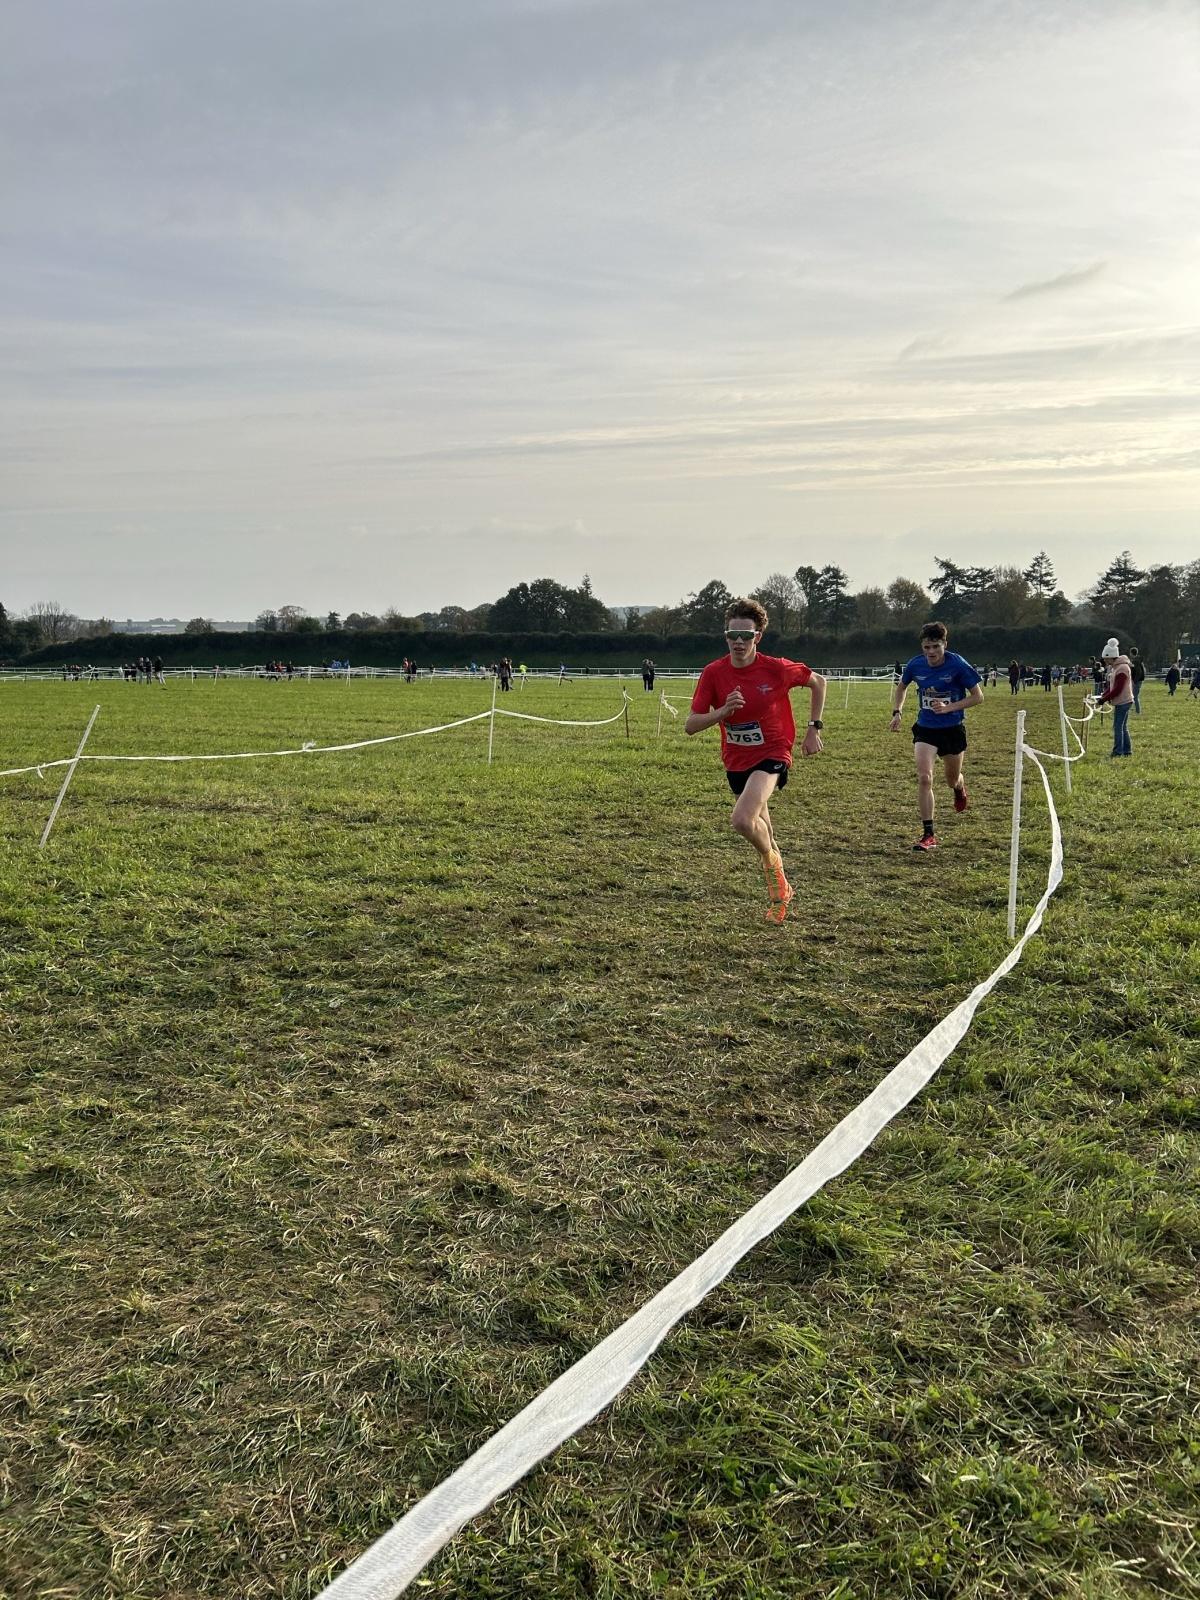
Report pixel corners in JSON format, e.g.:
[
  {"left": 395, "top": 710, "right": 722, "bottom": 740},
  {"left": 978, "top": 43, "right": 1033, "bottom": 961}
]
[
  {"left": 493, "top": 701, "right": 628, "bottom": 729},
  {"left": 1, "top": 698, "right": 631, "bottom": 781},
  {"left": 1024, "top": 698, "right": 1095, "bottom": 763},
  {"left": 313, "top": 746, "right": 1065, "bottom": 1600},
  {"left": 0, "top": 712, "right": 495, "bottom": 778}
]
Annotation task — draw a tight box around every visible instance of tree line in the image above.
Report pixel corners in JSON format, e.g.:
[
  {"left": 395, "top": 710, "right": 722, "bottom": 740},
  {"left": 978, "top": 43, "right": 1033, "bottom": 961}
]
[{"left": 4, "top": 551, "right": 1198, "bottom": 663}]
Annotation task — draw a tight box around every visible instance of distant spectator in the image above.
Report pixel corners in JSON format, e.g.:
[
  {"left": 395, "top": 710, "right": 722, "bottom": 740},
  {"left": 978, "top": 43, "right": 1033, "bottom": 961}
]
[
  {"left": 1129, "top": 648, "right": 1145, "bottom": 713},
  {"left": 1008, "top": 660, "right": 1020, "bottom": 695},
  {"left": 642, "top": 657, "right": 656, "bottom": 691},
  {"left": 153, "top": 655, "right": 166, "bottom": 687},
  {"left": 1166, "top": 663, "right": 1181, "bottom": 696},
  {"left": 1040, "top": 663, "right": 1051, "bottom": 692}
]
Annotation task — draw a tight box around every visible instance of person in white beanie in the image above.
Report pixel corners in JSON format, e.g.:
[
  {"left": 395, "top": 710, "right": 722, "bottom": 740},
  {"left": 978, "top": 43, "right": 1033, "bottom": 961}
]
[{"left": 1096, "top": 638, "right": 1134, "bottom": 757}]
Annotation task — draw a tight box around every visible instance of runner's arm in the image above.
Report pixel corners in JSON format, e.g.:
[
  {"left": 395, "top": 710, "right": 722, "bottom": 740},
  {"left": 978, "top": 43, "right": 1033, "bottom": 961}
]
[
  {"left": 685, "top": 693, "right": 742, "bottom": 736},
  {"left": 798, "top": 673, "right": 827, "bottom": 755},
  {"left": 889, "top": 681, "right": 910, "bottom": 728}
]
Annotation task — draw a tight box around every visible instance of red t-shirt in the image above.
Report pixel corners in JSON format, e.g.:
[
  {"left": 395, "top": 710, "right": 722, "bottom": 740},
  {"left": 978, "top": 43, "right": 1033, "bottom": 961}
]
[{"left": 691, "top": 651, "right": 813, "bottom": 771}]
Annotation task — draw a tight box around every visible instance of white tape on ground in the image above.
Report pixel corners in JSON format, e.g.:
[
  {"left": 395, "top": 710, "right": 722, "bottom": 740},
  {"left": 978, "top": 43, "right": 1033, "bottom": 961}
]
[
  {"left": 0, "top": 697, "right": 631, "bottom": 780},
  {"left": 313, "top": 746, "right": 1066, "bottom": 1600},
  {"left": 0, "top": 711, "right": 494, "bottom": 778}
]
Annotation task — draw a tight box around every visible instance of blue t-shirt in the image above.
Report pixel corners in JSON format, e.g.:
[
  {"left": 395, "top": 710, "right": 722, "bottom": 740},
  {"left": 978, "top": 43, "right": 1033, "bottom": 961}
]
[{"left": 902, "top": 650, "right": 982, "bottom": 727}]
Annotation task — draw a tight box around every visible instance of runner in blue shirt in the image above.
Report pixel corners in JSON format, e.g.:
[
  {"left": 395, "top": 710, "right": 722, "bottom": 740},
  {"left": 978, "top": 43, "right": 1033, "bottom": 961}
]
[{"left": 888, "top": 621, "right": 984, "bottom": 852}]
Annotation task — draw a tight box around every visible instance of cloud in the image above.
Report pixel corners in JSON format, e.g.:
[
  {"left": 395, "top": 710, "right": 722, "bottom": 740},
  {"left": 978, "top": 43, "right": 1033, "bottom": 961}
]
[{"left": 1003, "top": 262, "right": 1107, "bottom": 301}]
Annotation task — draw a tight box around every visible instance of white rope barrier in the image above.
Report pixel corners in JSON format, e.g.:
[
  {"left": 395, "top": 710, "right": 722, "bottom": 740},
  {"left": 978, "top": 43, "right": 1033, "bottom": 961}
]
[
  {"left": 1024, "top": 696, "right": 1096, "bottom": 763},
  {"left": 312, "top": 748, "right": 1068, "bottom": 1600},
  {"left": 491, "top": 696, "right": 629, "bottom": 729},
  {"left": 0, "top": 696, "right": 632, "bottom": 783}
]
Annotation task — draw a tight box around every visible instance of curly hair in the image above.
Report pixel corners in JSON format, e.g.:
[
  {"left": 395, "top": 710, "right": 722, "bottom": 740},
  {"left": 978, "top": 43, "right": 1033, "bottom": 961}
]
[{"left": 725, "top": 597, "right": 768, "bottom": 631}]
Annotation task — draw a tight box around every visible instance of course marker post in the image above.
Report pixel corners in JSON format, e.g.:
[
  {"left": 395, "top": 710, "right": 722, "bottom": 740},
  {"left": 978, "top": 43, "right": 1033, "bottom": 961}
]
[
  {"left": 1057, "top": 686, "right": 1072, "bottom": 795},
  {"left": 623, "top": 691, "right": 630, "bottom": 740},
  {"left": 40, "top": 704, "right": 100, "bottom": 849},
  {"left": 843, "top": 674, "right": 851, "bottom": 710},
  {"left": 487, "top": 674, "right": 498, "bottom": 766},
  {"left": 1007, "top": 709, "right": 1026, "bottom": 940}
]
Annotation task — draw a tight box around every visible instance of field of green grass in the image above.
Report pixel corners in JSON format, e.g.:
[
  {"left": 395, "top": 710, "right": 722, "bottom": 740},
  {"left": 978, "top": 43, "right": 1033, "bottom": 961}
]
[{"left": 2, "top": 675, "right": 1197, "bottom": 1599}]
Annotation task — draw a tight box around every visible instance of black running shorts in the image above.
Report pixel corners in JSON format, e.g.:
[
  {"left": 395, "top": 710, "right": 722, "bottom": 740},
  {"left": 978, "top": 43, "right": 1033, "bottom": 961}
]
[
  {"left": 726, "top": 758, "right": 790, "bottom": 795},
  {"left": 912, "top": 722, "right": 967, "bottom": 757}
]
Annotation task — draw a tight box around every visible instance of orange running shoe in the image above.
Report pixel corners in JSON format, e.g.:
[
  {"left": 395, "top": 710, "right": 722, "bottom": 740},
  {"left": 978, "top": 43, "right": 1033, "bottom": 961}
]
[{"left": 764, "top": 850, "right": 794, "bottom": 922}]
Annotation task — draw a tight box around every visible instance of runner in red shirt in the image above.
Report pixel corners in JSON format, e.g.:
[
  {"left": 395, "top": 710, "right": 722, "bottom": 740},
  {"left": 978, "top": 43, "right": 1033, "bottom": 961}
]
[{"left": 685, "top": 598, "right": 826, "bottom": 922}]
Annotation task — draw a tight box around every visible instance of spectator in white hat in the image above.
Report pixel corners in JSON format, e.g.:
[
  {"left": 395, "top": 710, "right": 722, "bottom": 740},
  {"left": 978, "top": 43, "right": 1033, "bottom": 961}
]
[{"left": 1096, "top": 639, "right": 1134, "bottom": 757}]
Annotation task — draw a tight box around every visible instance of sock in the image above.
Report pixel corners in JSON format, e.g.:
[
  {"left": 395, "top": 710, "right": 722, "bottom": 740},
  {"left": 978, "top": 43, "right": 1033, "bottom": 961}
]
[{"left": 922, "top": 820, "right": 935, "bottom": 838}]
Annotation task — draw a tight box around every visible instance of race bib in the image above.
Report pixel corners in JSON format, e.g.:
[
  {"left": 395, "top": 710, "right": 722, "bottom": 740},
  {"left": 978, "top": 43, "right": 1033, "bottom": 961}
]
[
  {"left": 726, "top": 721, "right": 765, "bottom": 746},
  {"left": 920, "top": 687, "right": 945, "bottom": 711}
]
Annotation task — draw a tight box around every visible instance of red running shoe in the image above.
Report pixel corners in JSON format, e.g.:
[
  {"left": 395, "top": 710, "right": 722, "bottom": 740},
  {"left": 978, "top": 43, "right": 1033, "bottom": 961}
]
[
  {"left": 953, "top": 781, "right": 969, "bottom": 813},
  {"left": 911, "top": 834, "right": 938, "bottom": 852}
]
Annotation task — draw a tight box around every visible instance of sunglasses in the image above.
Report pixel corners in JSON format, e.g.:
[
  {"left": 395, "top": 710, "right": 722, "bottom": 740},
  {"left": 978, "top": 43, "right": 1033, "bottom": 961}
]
[{"left": 724, "top": 630, "right": 758, "bottom": 641}]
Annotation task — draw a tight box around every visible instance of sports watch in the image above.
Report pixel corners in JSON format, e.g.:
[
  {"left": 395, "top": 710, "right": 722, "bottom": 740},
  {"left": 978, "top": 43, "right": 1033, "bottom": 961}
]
[{"left": 808, "top": 719, "right": 823, "bottom": 730}]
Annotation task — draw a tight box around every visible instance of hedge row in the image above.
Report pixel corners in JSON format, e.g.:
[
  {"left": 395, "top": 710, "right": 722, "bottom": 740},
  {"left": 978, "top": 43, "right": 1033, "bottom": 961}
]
[{"left": 23, "top": 621, "right": 1128, "bottom": 671}]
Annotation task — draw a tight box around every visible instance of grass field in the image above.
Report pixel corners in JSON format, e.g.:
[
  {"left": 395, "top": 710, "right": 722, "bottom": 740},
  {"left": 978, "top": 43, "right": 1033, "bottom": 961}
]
[{"left": 1, "top": 674, "right": 1197, "bottom": 1600}]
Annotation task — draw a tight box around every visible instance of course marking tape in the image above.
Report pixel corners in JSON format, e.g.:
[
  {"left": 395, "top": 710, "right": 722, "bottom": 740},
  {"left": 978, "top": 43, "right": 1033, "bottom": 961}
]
[
  {"left": 313, "top": 745, "right": 1066, "bottom": 1600},
  {"left": 0, "top": 696, "right": 631, "bottom": 780}
]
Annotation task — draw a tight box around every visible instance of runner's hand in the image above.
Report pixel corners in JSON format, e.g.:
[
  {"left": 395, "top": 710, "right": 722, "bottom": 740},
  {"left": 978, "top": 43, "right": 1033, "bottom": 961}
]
[
  {"left": 800, "top": 728, "right": 823, "bottom": 756},
  {"left": 719, "top": 689, "right": 745, "bottom": 720},
  {"left": 929, "top": 699, "right": 953, "bottom": 714}
]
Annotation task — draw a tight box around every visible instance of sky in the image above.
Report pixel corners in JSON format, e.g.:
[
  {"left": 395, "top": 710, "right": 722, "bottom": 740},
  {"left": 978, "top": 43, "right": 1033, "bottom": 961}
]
[{"left": 3, "top": 0, "right": 1198, "bottom": 620}]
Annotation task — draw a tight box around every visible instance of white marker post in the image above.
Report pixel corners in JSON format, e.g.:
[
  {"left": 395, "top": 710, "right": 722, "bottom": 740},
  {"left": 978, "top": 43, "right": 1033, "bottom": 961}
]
[
  {"left": 40, "top": 704, "right": 100, "bottom": 849},
  {"left": 1057, "top": 685, "right": 1072, "bottom": 795},
  {"left": 487, "top": 673, "right": 498, "bottom": 765},
  {"left": 1006, "top": 709, "right": 1026, "bottom": 940},
  {"left": 843, "top": 673, "right": 851, "bottom": 710}
]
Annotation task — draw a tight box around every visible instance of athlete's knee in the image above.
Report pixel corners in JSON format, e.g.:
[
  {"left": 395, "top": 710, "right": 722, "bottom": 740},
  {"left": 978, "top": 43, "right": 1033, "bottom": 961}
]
[{"left": 730, "top": 802, "right": 758, "bottom": 838}]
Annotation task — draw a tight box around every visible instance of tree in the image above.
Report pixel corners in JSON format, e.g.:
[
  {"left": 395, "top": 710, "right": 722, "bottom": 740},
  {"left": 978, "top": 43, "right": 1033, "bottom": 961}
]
[
  {"left": 972, "top": 566, "right": 1038, "bottom": 628},
  {"left": 276, "top": 605, "right": 308, "bottom": 631},
  {"left": 751, "top": 573, "right": 803, "bottom": 634},
  {"left": 325, "top": 612, "right": 341, "bottom": 630},
  {"left": 928, "top": 559, "right": 970, "bottom": 621},
  {"left": 887, "top": 578, "right": 932, "bottom": 628},
  {"left": 184, "top": 617, "right": 215, "bottom": 634},
  {"left": 818, "top": 567, "right": 855, "bottom": 636},
  {"left": 1126, "top": 565, "right": 1184, "bottom": 664},
  {"left": 634, "top": 606, "right": 676, "bottom": 635},
  {"left": 292, "top": 616, "right": 322, "bottom": 634},
  {"left": 24, "top": 601, "right": 80, "bottom": 644},
  {"left": 961, "top": 566, "right": 997, "bottom": 610},
  {"left": 1046, "top": 591, "right": 1072, "bottom": 623},
  {"left": 793, "top": 565, "right": 825, "bottom": 620},
  {"left": 852, "top": 587, "right": 890, "bottom": 628},
  {"left": 793, "top": 565, "right": 852, "bottom": 632},
  {"left": 1024, "top": 551, "right": 1056, "bottom": 598},
  {"left": 488, "top": 577, "right": 610, "bottom": 633},
  {"left": 254, "top": 611, "right": 279, "bottom": 632},
  {"left": 343, "top": 612, "right": 381, "bottom": 631},
  {"left": 676, "top": 579, "right": 734, "bottom": 634},
  {"left": 1091, "top": 551, "right": 1145, "bottom": 609},
  {"left": 1179, "top": 560, "right": 1200, "bottom": 650}
]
